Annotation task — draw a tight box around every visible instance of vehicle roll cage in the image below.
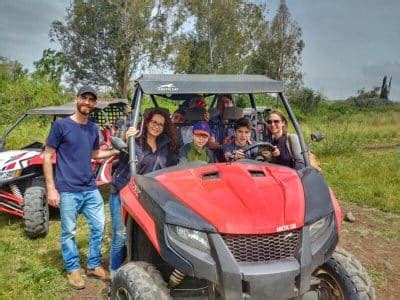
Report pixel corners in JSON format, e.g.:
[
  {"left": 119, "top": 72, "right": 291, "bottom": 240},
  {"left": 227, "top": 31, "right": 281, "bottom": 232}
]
[{"left": 128, "top": 75, "right": 311, "bottom": 175}]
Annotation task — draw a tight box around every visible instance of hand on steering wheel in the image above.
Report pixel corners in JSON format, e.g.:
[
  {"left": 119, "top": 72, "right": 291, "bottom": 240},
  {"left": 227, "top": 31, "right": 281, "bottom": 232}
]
[{"left": 243, "top": 142, "right": 276, "bottom": 161}]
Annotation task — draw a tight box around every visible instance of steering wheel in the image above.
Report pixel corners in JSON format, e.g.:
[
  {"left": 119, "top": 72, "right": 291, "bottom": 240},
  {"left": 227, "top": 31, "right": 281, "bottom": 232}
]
[
  {"left": 243, "top": 142, "right": 275, "bottom": 153},
  {"left": 242, "top": 142, "right": 276, "bottom": 161}
]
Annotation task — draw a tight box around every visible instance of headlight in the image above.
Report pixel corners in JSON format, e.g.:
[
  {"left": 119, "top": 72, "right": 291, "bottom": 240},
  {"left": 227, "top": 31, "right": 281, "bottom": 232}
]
[
  {"left": 167, "top": 225, "right": 210, "bottom": 252},
  {"left": 0, "top": 170, "right": 20, "bottom": 181},
  {"left": 309, "top": 214, "right": 333, "bottom": 249}
]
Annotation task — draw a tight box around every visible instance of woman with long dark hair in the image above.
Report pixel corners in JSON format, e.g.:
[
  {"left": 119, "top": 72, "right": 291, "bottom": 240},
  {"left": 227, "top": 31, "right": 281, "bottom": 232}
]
[
  {"left": 109, "top": 108, "right": 178, "bottom": 279},
  {"left": 133, "top": 108, "right": 178, "bottom": 173}
]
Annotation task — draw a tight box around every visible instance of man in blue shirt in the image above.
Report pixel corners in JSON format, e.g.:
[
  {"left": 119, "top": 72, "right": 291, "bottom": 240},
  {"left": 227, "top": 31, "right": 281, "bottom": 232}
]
[{"left": 43, "top": 85, "right": 119, "bottom": 289}]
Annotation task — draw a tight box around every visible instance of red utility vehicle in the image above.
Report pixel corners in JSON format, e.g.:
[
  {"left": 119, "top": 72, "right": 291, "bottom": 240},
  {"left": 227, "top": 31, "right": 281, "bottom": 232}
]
[{"left": 111, "top": 75, "right": 375, "bottom": 299}]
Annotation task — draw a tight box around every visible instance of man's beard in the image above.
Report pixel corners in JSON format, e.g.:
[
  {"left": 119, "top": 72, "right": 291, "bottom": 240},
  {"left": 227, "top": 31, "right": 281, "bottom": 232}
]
[{"left": 76, "top": 103, "right": 95, "bottom": 115}]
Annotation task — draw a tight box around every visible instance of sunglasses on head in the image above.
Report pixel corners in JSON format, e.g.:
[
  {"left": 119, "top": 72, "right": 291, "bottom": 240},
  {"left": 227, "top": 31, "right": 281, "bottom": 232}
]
[{"left": 267, "top": 119, "right": 281, "bottom": 125}]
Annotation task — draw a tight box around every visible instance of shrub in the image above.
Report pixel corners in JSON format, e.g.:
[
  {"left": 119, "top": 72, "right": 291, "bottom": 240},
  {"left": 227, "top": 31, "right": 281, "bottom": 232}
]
[
  {"left": 0, "top": 58, "right": 68, "bottom": 126},
  {"left": 345, "top": 96, "right": 392, "bottom": 109},
  {"left": 288, "top": 87, "right": 324, "bottom": 114}
]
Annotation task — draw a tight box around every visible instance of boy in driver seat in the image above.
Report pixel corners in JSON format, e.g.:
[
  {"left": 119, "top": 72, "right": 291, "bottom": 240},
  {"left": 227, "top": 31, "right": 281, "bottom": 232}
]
[{"left": 223, "top": 117, "right": 267, "bottom": 161}]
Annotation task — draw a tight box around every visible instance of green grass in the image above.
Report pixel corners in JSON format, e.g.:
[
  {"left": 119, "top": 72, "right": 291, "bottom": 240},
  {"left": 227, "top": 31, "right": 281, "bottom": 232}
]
[
  {"left": 301, "top": 108, "right": 400, "bottom": 213},
  {"left": 321, "top": 149, "right": 400, "bottom": 213},
  {"left": 0, "top": 188, "right": 111, "bottom": 299}
]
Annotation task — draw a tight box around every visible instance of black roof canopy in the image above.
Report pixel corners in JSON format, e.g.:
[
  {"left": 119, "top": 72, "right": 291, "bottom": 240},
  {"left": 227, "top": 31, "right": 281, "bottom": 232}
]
[
  {"left": 137, "top": 74, "right": 284, "bottom": 95},
  {"left": 26, "top": 99, "right": 128, "bottom": 116}
]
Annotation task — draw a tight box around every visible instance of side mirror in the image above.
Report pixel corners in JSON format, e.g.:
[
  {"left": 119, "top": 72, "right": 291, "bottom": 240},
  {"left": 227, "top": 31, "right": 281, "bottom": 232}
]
[
  {"left": 110, "top": 136, "right": 128, "bottom": 152},
  {"left": 311, "top": 131, "right": 324, "bottom": 142}
]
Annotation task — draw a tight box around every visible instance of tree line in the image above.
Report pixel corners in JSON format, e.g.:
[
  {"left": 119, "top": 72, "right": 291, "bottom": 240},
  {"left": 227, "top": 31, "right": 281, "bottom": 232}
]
[{"left": 47, "top": 0, "right": 303, "bottom": 98}]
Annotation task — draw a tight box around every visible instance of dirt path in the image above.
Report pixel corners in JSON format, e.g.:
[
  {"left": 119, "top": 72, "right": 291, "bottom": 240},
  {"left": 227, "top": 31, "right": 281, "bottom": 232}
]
[
  {"left": 339, "top": 201, "right": 400, "bottom": 299},
  {"left": 70, "top": 201, "right": 400, "bottom": 299}
]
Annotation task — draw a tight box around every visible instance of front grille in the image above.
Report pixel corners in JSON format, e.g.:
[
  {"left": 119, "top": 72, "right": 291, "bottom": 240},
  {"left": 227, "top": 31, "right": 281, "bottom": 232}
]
[{"left": 222, "top": 230, "right": 300, "bottom": 262}]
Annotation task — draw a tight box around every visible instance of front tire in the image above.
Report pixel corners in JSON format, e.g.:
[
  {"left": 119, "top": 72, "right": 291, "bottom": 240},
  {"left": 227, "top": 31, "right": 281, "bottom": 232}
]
[
  {"left": 23, "top": 186, "right": 49, "bottom": 239},
  {"left": 111, "top": 261, "right": 170, "bottom": 300},
  {"left": 314, "top": 247, "right": 375, "bottom": 300}
]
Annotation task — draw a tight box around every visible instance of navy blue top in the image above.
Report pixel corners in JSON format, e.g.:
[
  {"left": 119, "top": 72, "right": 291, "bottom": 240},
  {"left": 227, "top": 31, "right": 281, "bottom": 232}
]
[
  {"left": 111, "top": 133, "right": 179, "bottom": 192},
  {"left": 269, "top": 134, "right": 293, "bottom": 168},
  {"left": 47, "top": 117, "right": 99, "bottom": 192},
  {"left": 136, "top": 134, "right": 179, "bottom": 175}
]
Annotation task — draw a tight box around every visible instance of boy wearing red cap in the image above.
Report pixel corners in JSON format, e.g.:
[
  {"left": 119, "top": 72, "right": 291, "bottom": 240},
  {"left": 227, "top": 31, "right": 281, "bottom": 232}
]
[{"left": 179, "top": 121, "right": 215, "bottom": 163}]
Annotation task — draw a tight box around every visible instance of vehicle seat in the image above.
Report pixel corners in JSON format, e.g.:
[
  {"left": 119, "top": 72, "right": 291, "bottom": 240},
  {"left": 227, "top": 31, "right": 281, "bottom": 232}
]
[
  {"left": 220, "top": 107, "right": 244, "bottom": 141},
  {"left": 221, "top": 107, "right": 244, "bottom": 121},
  {"left": 184, "top": 107, "right": 207, "bottom": 122},
  {"left": 174, "top": 124, "right": 194, "bottom": 148}
]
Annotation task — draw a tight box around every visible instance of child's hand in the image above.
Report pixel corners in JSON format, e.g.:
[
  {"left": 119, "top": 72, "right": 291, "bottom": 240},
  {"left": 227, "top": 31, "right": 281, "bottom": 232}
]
[{"left": 235, "top": 149, "right": 245, "bottom": 160}]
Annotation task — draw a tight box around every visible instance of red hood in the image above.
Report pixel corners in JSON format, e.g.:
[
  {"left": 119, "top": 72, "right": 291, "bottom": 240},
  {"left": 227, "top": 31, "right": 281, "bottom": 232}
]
[{"left": 155, "top": 162, "right": 305, "bottom": 234}]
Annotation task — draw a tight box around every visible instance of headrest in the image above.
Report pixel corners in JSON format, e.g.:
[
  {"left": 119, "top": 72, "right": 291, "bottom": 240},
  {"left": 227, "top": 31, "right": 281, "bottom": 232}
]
[
  {"left": 222, "top": 107, "right": 243, "bottom": 120},
  {"left": 184, "top": 108, "right": 207, "bottom": 121}
]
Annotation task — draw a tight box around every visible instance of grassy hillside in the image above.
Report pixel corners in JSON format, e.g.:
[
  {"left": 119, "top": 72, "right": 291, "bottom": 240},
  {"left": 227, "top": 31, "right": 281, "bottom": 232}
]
[{"left": 301, "top": 103, "right": 400, "bottom": 213}]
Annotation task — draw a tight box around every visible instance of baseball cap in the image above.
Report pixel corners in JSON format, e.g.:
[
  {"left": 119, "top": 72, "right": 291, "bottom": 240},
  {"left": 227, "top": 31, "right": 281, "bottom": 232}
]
[
  {"left": 77, "top": 85, "right": 97, "bottom": 99},
  {"left": 193, "top": 121, "right": 211, "bottom": 136}
]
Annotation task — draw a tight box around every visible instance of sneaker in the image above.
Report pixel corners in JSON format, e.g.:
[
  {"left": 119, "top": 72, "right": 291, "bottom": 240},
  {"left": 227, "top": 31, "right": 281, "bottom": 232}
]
[
  {"left": 67, "top": 270, "right": 85, "bottom": 290},
  {"left": 86, "top": 266, "right": 110, "bottom": 281}
]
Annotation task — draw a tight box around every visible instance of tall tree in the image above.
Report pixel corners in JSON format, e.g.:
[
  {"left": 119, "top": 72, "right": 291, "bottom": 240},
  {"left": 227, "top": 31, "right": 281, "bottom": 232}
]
[
  {"left": 50, "top": 0, "right": 181, "bottom": 97},
  {"left": 173, "top": 0, "right": 266, "bottom": 74},
  {"left": 33, "top": 49, "right": 66, "bottom": 85},
  {"left": 0, "top": 57, "right": 67, "bottom": 125},
  {"left": 250, "top": 0, "right": 304, "bottom": 87}
]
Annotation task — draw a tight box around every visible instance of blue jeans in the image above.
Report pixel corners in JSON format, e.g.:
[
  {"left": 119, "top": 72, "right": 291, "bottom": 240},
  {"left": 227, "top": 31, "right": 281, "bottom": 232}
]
[
  {"left": 60, "top": 189, "right": 105, "bottom": 272},
  {"left": 109, "top": 193, "right": 126, "bottom": 272}
]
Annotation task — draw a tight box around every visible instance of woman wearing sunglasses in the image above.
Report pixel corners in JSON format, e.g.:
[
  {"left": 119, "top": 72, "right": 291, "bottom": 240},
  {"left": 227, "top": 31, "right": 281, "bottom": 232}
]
[
  {"left": 108, "top": 108, "right": 178, "bottom": 279},
  {"left": 266, "top": 110, "right": 305, "bottom": 170}
]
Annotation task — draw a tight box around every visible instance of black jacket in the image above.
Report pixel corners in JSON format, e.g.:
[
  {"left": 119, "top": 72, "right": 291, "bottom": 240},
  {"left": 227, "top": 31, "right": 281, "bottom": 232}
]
[{"left": 111, "top": 133, "right": 178, "bottom": 192}]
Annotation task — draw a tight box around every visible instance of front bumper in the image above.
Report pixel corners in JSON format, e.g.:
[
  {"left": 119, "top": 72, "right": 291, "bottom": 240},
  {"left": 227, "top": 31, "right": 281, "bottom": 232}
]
[{"left": 165, "top": 223, "right": 338, "bottom": 300}]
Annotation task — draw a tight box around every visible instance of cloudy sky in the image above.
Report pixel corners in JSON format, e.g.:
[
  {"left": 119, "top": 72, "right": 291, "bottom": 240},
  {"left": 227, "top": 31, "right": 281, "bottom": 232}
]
[{"left": 1, "top": 0, "right": 399, "bottom": 101}]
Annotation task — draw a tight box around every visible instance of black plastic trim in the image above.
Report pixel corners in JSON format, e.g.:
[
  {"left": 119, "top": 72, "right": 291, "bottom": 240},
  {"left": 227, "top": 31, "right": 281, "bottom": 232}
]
[
  {"left": 133, "top": 175, "right": 217, "bottom": 276},
  {"left": 165, "top": 227, "right": 218, "bottom": 283},
  {"left": 208, "top": 234, "right": 243, "bottom": 299},
  {"left": 299, "top": 167, "right": 334, "bottom": 224},
  {"left": 0, "top": 172, "right": 37, "bottom": 187}
]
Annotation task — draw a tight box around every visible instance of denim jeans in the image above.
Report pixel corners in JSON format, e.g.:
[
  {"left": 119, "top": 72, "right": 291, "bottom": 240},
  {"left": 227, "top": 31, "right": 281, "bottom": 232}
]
[
  {"left": 60, "top": 189, "right": 105, "bottom": 272},
  {"left": 109, "top": 193, "right": 126, "bottom": 273}
]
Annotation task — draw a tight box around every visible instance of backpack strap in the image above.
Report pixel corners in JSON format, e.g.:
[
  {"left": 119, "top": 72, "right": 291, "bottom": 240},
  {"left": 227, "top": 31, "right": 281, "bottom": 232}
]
[
  {"left": 286, "top": 133, "right": 296, "bottom": 166},
  {"left": 286, "top": 133, "right": 293, "bottom": 157}
]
